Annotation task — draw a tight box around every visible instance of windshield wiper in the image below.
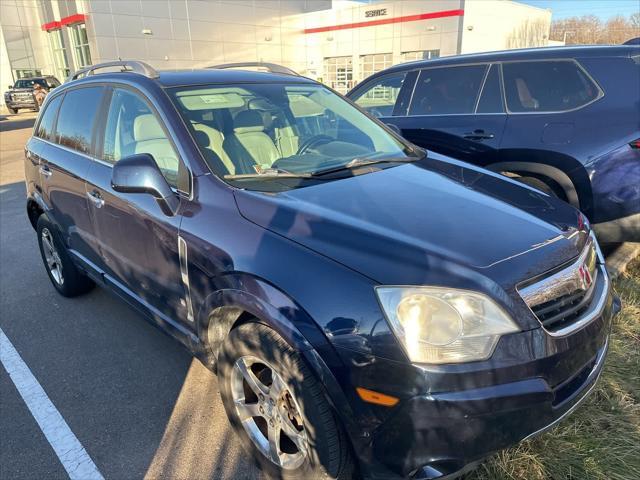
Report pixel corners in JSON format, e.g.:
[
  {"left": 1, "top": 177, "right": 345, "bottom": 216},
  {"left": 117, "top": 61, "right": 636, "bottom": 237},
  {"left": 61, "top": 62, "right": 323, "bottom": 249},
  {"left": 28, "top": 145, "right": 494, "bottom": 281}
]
[
  {"left": 224, "top": 167, "right": 312, "bottom": 180},
  {"left": 309, "top": 156, "right": 422, "bottom": 177}
]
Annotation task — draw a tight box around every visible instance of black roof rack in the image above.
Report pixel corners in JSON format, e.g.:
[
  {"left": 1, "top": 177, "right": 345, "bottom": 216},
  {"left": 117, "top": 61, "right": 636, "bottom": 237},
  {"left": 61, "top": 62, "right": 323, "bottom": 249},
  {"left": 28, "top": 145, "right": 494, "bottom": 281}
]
[
  {"left": 66, "top": 60, "right": 159, "bottom": 82},
  {"left": 207, "top": 62, "right": 299, "bottom": 76}
]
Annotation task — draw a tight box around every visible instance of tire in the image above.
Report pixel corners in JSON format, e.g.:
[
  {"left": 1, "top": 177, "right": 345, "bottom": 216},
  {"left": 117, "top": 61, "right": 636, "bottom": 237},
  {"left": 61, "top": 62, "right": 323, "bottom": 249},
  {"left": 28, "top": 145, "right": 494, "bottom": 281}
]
[
  {"left": 515, "top": 176, "right": 557, "bottom": 196},
  {"left": 219, "top": 322, "right": 354, "bottom": 480},
  {"left": 32, "top": 105, "right": 40, "bottom": 112},
  {"left": 36, "top": 215, "right": 94, "bottom": 297},
  {"left": 8, "top": 108, "right": 18, "bottom": 114}
]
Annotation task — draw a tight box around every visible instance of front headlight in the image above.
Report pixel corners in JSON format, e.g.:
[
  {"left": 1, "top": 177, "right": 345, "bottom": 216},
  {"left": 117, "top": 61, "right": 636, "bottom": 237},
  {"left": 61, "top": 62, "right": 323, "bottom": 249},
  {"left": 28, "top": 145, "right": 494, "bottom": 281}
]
[{"left": 376, "top": 287, "right": 520, "bottom": 364}]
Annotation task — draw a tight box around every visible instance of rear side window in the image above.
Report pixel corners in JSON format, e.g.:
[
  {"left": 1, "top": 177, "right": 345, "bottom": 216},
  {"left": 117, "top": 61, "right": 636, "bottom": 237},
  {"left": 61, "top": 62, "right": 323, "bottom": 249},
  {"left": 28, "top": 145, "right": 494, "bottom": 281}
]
[
  {"left": 352, "top": 72, "right": 408, "bottom": 117},
  {"left": 502, "top": 60, "right": 600, "bottom": 113},
  {"left": 35, "top": 94, "right": 63, "bottom": 142},
  {"left": 409, "top": 65, "right": 487, "bottom": 115},
  {"left": 56, "top": 87, "right": 104, "bottom": 154}
]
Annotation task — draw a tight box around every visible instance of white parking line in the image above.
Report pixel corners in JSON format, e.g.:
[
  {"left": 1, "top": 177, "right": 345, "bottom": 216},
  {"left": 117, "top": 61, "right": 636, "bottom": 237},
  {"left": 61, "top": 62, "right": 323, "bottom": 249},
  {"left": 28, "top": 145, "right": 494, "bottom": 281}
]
[{"left": 0, "top": 328, "right": 104, "bottom": 480}]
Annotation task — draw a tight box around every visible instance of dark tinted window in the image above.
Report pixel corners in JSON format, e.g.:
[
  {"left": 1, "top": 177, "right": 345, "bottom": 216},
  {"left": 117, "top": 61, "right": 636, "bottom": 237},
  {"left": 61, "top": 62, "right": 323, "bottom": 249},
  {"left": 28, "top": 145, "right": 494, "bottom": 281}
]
[
  {"left": 56, "top": 87, "right": 104, "bottom": 154},
  {"left": 352, "top": 72, "right": 408, "bottom": 117},
  {"left": 409, "top": 65, "right": 487, "bottom": 115},
  {"left": 35, "top": 94, "right": 63, "bottom": 142},
  {"left": 477, "top": 64, "right": 504, "bottom": 114},
  {"left": 502, "top": 60, "right": 600, "bottom": 113}
]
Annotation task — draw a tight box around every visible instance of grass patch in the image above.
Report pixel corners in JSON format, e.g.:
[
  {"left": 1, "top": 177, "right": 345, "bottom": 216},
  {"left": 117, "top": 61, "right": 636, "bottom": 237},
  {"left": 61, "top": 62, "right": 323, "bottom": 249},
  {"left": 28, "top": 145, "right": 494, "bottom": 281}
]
[{"left": 465, "top": 258, "right": 640, "bottom": 480}]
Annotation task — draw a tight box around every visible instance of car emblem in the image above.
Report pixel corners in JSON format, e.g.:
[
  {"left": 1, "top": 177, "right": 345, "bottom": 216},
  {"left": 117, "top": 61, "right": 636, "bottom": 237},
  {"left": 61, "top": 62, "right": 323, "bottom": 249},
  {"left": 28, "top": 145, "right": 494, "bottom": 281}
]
[{"left": 578, "top": 260, "right": 593, "bottom": 290}]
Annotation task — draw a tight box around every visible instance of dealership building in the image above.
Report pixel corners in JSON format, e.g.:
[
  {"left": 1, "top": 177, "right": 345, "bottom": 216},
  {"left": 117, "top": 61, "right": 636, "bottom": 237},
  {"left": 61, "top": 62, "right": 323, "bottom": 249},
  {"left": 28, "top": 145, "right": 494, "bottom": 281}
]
[{"left": 1, "top": 0, "right": 552, "bottom": 106}]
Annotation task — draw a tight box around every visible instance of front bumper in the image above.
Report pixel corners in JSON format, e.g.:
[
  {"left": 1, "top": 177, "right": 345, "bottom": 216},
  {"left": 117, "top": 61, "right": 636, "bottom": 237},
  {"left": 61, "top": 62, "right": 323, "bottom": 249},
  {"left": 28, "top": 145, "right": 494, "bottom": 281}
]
[{"left": 341, "top": 284, "right": 619, "bottom": 480}]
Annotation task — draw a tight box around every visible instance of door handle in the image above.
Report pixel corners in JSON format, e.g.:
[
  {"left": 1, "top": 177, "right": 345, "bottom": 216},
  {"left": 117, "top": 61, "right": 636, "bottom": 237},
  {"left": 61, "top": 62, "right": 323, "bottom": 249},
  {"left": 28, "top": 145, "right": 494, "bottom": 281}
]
[
  {"left": 463, "top": 130, "right": 495, "bottom": 141},
  {"left": 87, "top": 190, "right": 105, "bottom": 208},
  {"left": 39, "top": 165, "right": 52, "bottom": 178}
]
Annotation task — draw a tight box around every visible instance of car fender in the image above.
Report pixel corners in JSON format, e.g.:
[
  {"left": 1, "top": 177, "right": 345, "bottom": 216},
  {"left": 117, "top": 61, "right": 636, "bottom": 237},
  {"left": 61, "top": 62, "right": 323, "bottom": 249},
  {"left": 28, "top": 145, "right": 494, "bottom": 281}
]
[{"left": 196, "top": 275, "right": 361, "bottom": 447}]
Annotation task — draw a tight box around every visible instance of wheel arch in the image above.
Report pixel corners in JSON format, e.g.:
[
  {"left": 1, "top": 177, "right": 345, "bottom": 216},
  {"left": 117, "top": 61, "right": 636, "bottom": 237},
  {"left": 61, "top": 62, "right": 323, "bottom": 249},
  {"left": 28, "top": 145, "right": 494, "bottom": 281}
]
[
  {"left": 26, "top": 196, "right": 46, "bottom": 231},
  {"left": 196, "top": 277, "right": 362, "bottom": 455},
  {"left": 485, "top": 150, "right": 593, "bottom": 215}
]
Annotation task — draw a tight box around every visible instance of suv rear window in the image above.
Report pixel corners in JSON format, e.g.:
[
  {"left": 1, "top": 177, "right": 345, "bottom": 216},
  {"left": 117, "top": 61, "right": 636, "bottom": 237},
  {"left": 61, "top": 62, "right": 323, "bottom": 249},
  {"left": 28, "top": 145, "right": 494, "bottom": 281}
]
[
  {"left": 408, "top": 65, "right": 487, "bottom": 115},
  {"left": 502, "top": 60, "right": 600, "bottom": 113},
  {"left": 56, "top": 87, "right": 104, "bottom": 154}
]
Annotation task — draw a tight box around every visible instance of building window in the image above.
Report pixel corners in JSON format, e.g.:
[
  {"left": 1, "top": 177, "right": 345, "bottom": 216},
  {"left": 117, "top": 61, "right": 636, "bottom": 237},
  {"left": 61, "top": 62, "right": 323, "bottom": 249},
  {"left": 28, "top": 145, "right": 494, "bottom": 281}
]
[
  {"left": 323, "top": 56, "right": 353, "bottom": 94},
  {"left": 402, "top": 50, "right": 440, "bottom": 62},
  {"left": 15, "top": 69, "right": 42, "bottom": 79},
  {"left": 47, "top": 29, "right": 70, "bottom": 79},
  {"left": 69, "top": 23, "right": 92, "bottom": 68},
  {"left": 359, "top": 53, "right": 392, "bottom": 82}
]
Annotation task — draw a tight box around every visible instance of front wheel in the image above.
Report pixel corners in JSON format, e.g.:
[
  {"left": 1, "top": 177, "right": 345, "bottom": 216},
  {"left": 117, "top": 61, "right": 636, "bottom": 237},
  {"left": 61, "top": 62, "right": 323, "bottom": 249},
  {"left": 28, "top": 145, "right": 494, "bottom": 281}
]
[{"left": 218, "top": 322, "right": 353, "bottom": 479}]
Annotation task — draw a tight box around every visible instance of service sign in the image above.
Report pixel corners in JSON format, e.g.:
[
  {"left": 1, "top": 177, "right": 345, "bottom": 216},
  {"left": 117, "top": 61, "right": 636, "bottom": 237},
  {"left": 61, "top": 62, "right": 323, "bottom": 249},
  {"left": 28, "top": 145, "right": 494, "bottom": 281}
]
[{"left": 365, "top": 8, "right": 388, "bottom": 18}]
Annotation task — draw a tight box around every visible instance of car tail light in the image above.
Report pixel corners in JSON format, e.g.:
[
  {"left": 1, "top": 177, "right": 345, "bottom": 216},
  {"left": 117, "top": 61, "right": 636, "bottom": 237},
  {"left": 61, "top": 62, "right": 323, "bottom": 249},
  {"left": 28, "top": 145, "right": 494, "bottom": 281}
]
[{"left": 630, "top": 139, "right": 640, "bottom": 149}]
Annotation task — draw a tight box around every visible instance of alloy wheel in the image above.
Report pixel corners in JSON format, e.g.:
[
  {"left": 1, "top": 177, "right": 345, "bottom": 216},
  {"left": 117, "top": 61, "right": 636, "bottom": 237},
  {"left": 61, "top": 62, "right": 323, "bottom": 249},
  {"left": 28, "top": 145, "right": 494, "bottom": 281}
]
[
  {"left": 231, "top": 355, "right": 309, "bottom": 469},
  {"left": 41, "top": 228, "right": 64, "bottom": 285}
]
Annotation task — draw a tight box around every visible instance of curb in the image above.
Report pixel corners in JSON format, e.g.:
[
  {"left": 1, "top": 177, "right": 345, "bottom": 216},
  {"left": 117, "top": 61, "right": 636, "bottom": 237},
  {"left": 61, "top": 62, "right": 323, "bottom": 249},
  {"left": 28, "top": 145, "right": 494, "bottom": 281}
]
[{"left": 606, "top": 242, "right": 640, "bottom": 279}]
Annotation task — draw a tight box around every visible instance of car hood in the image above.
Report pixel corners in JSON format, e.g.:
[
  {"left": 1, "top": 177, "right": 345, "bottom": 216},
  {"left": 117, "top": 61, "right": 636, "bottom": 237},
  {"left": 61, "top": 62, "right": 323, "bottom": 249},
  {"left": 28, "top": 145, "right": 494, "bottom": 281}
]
[{"left": 234, "top": 155, "right": 588, "bottom": 288}]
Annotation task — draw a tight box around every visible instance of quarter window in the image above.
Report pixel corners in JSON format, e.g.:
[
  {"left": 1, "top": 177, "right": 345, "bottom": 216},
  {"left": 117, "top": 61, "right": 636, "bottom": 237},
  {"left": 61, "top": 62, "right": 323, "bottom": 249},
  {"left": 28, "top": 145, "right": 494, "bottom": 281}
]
[
  {"left": 103, "top": 88, "right": 181, "bottom": 188},
  {"left": 409, "top": 65, "right": 487, "bottom": 115},
  {"left": 352, "top": 72, "right": 408, "bottom": 117},
  {"left": 502, "top": 60, "right": 600, "bottom": 113},
  {"left": 35, "top": 94, "right": 63, "bottom": 142},
  {"left": 56, "top": 87, "right": 104, "bottom": 154}
]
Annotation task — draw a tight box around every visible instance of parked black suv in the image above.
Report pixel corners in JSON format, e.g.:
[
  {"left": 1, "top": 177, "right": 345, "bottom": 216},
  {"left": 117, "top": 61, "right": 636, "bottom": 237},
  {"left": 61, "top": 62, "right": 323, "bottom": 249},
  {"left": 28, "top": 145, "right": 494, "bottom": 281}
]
[
  {"left": 25, "top": 61, "right": 619, "bottom": 480},
  {"left": 348, "top": 45, "right": 640, "bottom": 243},
  {"left": 4, "top": 76, "right": 60, "bottom": 113}
]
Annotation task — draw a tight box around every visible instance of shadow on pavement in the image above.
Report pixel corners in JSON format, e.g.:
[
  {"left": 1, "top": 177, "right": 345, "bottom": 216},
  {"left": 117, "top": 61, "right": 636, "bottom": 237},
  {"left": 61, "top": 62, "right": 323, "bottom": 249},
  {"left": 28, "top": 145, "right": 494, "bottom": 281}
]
[{"left": 0, "top": 114, "right": 36, "bottom": 133}]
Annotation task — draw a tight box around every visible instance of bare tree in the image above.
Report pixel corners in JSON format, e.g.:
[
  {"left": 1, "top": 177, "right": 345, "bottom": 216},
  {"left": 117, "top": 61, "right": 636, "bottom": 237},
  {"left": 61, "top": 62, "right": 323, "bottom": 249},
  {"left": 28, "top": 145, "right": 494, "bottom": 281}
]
[
  {"left": 551, "top": 13, "right": 639, "bottom": 45},
  {"left": 507, "top": 18, "right": 551, "bottom": 49}
]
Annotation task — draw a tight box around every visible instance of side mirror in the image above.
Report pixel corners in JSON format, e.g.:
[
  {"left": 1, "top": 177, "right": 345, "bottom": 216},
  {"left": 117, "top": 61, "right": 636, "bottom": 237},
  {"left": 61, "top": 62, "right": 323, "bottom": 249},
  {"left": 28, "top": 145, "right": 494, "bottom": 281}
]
[
  {"left": 111, "top": 153, "right": 179, "bottom": 216},
  {"left": 8, "top": 85, "right": 13, "bottom": 90}
]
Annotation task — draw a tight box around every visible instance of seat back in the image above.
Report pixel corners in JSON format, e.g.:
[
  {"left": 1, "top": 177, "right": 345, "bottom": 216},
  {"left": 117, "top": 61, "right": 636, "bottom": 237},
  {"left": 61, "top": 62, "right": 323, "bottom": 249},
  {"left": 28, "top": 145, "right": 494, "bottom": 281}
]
[
  {"left": 132, "top": 114, "right": 179, "bottom": 174},
  {"left": 224, "top": 110, "right": 280, "bottom": 170}
]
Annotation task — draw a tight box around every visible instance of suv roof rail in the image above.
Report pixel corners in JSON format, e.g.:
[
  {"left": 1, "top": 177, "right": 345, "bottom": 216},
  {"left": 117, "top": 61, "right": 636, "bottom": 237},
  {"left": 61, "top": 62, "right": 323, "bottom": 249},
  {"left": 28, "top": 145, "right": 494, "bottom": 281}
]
[
  {"left": 208, "top": 62, "right": 299, "bottom": 76},
  {"left": 66, "top": 60, "right": 160, "bottom": 82}
]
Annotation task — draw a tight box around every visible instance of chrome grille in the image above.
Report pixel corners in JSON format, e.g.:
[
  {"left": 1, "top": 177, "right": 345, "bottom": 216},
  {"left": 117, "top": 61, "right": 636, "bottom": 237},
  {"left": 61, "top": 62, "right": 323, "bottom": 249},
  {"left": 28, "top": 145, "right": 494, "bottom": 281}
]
[{"left": 519, "top": 236, "right": 601, "bottom": 334}]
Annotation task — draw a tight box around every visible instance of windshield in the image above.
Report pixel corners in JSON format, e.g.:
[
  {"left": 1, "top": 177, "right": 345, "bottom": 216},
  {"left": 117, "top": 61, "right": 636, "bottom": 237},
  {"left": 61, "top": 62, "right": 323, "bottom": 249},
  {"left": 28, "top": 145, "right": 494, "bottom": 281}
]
[
  {"left": 14, "top": 79, "right": 46, "bottom": 89},
  {"left": 168, "top": 83, "right": 419, "bottom": 190}
]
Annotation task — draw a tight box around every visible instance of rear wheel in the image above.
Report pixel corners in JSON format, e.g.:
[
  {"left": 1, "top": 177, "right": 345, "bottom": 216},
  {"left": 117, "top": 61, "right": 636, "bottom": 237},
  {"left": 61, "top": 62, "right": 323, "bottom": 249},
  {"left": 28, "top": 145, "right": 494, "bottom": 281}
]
[
  {"left": 36, "top": 216, "right": 94, "bottom": 297},
  {"left": 218, "top": 322, "right": 353, "bottom": 479}
]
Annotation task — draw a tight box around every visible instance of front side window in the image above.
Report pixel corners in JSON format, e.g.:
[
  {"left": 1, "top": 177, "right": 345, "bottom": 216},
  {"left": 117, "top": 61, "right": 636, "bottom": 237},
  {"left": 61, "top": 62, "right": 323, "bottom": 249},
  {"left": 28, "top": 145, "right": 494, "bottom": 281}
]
[
  {"left": 409, "top": 65, "right": 487, "bottom": 116},
  {"left": 103, "top": 88, "right": 181, "bottom": 188},
  {"left": 351, "top": 72, "right": 408, "bottom": 118},
  {"left": 502, "top": 60, "right": 600, "bottom": 113},
  {"left": 35, "top": 94, "right": 63, "bottom": 142},
  {"left": 56, "top": 86, "right": 104, "bottom": 154},
  {"left": 169, "top": 83, "right": 419, "bottom": 191}
]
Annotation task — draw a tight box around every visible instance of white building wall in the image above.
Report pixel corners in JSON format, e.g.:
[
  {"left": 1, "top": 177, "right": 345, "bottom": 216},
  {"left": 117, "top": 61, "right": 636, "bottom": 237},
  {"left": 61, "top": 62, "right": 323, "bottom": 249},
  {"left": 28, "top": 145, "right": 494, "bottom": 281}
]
[{"left": 460, "top": 0, "right": 551, "bottom": 54}]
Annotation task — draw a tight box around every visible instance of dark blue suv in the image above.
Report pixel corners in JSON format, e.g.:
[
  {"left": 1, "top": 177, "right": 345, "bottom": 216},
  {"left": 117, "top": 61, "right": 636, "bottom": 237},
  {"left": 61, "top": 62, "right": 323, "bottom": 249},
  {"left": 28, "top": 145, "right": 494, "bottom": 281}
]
[
  {"left": 25, "top": 61, "right": 619, "bottom": 480},
  {"left": 348, "top": 45, "right": 640, "bottom": 243}
]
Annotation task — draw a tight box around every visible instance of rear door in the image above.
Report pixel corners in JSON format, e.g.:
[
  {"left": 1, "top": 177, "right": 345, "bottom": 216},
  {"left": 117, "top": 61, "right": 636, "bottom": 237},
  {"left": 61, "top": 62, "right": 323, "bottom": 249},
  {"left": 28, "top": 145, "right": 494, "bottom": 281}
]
[
  {"left": 35, "top": 85, "right": 106, "bottom": 268},
  {"left": 389, "top": 64, "right": 507, "bottom": 165},
  {"left": 85, "top": 85, "right": 191, "bottom": 328}
]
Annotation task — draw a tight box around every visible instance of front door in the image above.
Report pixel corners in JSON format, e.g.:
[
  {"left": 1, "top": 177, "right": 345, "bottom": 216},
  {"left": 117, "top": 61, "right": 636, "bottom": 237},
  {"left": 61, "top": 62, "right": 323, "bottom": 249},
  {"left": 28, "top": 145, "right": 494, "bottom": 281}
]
[{"left": 85, "top": 86, "right": 191, "bottom": 329}]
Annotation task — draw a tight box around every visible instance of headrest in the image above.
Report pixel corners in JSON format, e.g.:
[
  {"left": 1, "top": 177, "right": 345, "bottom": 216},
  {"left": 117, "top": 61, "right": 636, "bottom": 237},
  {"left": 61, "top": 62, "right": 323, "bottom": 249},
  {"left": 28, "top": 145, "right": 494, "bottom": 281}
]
[
  {"left": 193, "top": 130, "right": 210, "bottom": 148},
  {"left": 133, "top": 114, "right": 165, "bottom": 142},
  {"left": 233, "top": 110, "right": 265, "bottom": 134}
]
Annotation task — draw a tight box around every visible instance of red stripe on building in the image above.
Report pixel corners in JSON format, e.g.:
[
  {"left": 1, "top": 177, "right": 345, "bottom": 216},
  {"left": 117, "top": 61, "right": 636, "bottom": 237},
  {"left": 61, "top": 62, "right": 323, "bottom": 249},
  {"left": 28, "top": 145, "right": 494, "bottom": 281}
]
[
  {"left": 304, "top": 8, "right": 464, "bottom": 34},
  {"left": 41, "top": 14, "right": 86, "bottom": 31}
]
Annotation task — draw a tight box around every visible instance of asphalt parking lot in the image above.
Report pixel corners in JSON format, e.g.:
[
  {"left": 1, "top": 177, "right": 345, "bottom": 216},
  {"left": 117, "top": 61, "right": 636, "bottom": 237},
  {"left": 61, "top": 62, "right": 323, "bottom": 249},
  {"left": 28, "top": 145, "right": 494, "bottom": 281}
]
[{"left": 0, "top": 112, "right": 261, "bottom": 480}]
